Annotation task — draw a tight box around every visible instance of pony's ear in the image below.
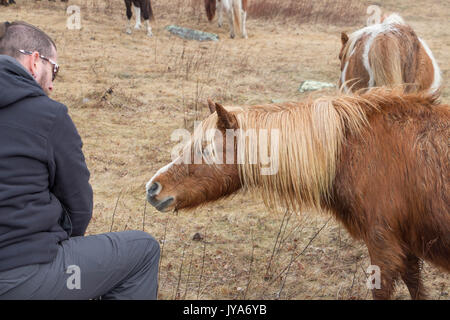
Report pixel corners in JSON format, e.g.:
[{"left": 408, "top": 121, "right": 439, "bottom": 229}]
[
  {"left": 215, "top": 102, "right": 237, "bottom": 130},
  {"left": 207, "top": 98, "right": 216, "bottom": 114},
  {"left": 341, "top": 32, "right": 349, "bottom": 46}
]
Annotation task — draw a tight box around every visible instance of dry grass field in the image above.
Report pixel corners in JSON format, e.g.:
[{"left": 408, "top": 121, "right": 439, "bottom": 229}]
[{"left": 1, "top": 0, "right": 448, "bottom": 299}]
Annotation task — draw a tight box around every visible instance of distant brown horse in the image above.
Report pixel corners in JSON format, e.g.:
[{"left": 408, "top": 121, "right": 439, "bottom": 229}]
[
  {"left": 147, "top": 89, "right": 449, "bottom": 299},
  {"left": 339, "top": 14, "right": 441, "bottom": 94},
  {"left": 205, "top": 0, "right": 248, "bottom": 39},
  {"left": 124, "top": 0, "right": 154, "bottom": 37}
]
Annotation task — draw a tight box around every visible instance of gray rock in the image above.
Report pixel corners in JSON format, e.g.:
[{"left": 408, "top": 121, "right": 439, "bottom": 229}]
[
  {"left": 165, "top": 25, "right": 219, "bottom": 42},
  {"left": 298, "top": 80, "right": 336, "bottom": 93}
]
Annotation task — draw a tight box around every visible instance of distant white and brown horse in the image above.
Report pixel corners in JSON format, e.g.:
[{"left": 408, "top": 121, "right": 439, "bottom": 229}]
[
  {"left": 339, "top": 14, "right": 441, "bottom": 94},
  {"left": 124, "top": 0, "right": 154, "bottom": 37},
  {"left": 205, "top": 0, "right": 248, "bottom": 39},
  {"left": 146, "top": 89, "right": 449, "bottom": 299}
]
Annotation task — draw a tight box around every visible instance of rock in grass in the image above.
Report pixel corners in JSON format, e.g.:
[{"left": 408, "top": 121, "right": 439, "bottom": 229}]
[
  {"left": 298, "top": 80, "right": 336, "bottom": 93},
  {"left": 165, "top": 25, "right": 219, "bottom": 42}
]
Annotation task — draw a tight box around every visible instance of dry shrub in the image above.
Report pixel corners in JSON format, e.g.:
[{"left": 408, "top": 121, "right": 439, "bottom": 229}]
[{"left": 248, "top": 0, "right": 365, "bottom": 26}]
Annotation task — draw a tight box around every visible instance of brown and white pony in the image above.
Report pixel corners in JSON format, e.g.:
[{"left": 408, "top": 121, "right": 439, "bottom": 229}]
[
  {"left": 124, "top": 0, "right": 154, "bottom": 37},
  {"left": 339, "top": 14, "right": 441, "bottom": 94},
  {"left": 205, "top": 0, "right": 248, "bottom": 39},
  {"left": 146, "top": 89, "right": 449, "bottom": 300},
  {"left": 0, "top": 0, "right": 15, "bottom": 6}
]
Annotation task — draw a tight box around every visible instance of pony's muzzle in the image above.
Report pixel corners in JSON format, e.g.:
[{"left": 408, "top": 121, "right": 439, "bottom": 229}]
[
  {"left": 149, "top": 196, "right": 174, "bottom": 212},
  {"left": 146, "top": 182, "right": 174, "bottom": 212}
]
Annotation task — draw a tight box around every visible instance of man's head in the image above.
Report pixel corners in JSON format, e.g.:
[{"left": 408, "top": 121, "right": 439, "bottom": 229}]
[{"left": 0, "top": 21, "right": 58, "bottom": 95}]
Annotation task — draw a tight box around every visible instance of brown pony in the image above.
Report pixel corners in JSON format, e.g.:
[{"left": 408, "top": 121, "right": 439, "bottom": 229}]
[
  {"left": 124, "top": 0, "right": 154, "bottom": 37},
  {"left": 147, "top": 89, "right": 449, "bottom": 299},
  {"left": 339, "top": 14, "right": 441, "bottom": 94}
]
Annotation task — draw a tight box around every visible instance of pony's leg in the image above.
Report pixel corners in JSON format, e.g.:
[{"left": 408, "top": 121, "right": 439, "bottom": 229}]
[
  {"left": 401, "top": 255, "right": 427, "bottom": 300},
  {"left": 367, "top": 245, "right": 403, "bottom": 300},
  {"left": 217, "top": 0, "right": 223, "bottom": 27},
  {"left": 145, "top": 20, "right": 153, "bottom": 37},
  {"left": 140, "top": 1, "right": 152, "bottom": 37},
  {"left": 125, "top": 0, "right": 133, "bottom": 35},
  {"left": 227, "top": 7, "right": 235, "bottom": 38},
  {"left": 133, "top": 4, "right": 142, "bottom": 29},
  {"left": 241, "top": 9, "right": 247, "bottom": 38}
]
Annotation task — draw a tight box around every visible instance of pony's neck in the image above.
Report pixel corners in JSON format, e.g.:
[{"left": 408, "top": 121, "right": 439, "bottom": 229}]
[{"left": 236, "top": 97, "right": 369, "bottom": 212}]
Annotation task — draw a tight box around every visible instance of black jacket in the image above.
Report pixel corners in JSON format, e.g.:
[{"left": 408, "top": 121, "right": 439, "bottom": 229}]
[{"left": 0, "top": 55, "right": 93, "bottom": 272}]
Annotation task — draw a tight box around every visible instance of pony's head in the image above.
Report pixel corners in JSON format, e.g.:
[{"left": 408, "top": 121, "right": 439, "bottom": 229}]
[
  {"left": 338, "top": 32, "right": 349, "bottom": 69},
  {"left": 338, "top": 32, "right": 350, "bottom": 89},
  {"left": 146, "top": 100, "right": 242, "bottom": 212},
  {"left": 146, "top": 95, "right": 371, "bottom": 214}
]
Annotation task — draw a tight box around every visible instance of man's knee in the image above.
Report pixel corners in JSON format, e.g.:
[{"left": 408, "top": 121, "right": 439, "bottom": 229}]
[
  {"left": 120, "top": 230, "right": 160, "bottom": 259},
  {"left": 144, "top": 232, "right": 160, "bottom": 263}
]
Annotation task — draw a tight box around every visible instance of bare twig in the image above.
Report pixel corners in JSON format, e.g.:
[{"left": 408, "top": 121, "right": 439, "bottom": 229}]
[
  {"left": 359, "top": 264, "right": 371, "bottom": 300},
  {"left": 243, "top": 229, "right": 255, "bottom": 300},
  {"left": 110, "top": 189, "right": 123, "bottom": 232},
  {"left": 159, "top": 216, "right": 170, "bottom": 290},
  {"left": 174, "top": 243, "right": 188, "bottom": 300},
  {"left": 183, "top": 247, "right": 194, "bottom": 300},
  {"left": 269, "top": 217, "right": 332, "bottom": 286},
  {"left": 346, "top": 260, "right": 359, "bottom": 299},
  {"left": 276, "top": 234, "right": 299, "bottom": 299},
  {"left": 197, "top": 231, "right": 208, "bottom": 300},
  {"left": 142, "top": 200, "right": 147, "bottom": 231},
  {"left": 265, "top": 210, "right": 289, "bottom": 279},
  {"left": 123, "top": 215, "right": 132, "bottom": 231}
]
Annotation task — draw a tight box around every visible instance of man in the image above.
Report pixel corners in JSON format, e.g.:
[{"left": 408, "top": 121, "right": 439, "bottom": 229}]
[{"left": 0, "top": 21, "right": 160, "bottom": 299}]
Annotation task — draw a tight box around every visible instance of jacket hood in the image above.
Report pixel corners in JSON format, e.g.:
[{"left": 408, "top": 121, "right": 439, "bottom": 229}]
[{"left": 0, "top": 54, "right": 46, "bottom": 109}]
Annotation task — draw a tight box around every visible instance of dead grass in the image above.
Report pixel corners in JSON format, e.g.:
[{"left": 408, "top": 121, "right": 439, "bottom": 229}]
[
  {"left": 0, "top": 0, "right": 448, "bottom": 300},
  {"left": 247, "top": 0, "right": 365, "bottom": 26}
]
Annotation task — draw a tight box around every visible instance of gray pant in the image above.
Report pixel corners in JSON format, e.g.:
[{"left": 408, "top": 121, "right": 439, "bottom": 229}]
[{"left": 0, "top": 230, "right": 160, "bottom": 300}]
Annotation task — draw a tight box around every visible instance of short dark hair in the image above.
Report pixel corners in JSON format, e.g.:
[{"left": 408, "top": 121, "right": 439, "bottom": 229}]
[{"left": 0, "top": 21, "right": 56, "bottom": 59}]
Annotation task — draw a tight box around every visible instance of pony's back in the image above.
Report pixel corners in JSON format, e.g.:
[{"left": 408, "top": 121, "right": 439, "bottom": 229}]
[
  {"left": 340, "top": 14, "right": 441, "bottom": 94},
  {"left": 368, "top": 24, "right": 436, "bottom": 93}
]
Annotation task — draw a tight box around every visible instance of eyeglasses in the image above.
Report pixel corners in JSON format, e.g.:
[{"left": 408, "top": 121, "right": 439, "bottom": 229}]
[{"left": 18, "top": 49, "right": 59, "bottom": 81}]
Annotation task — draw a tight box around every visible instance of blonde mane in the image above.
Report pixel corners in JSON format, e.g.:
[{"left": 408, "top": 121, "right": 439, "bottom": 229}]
[{"left": 191, "top": 93, "right": 382, "bottom": 212}]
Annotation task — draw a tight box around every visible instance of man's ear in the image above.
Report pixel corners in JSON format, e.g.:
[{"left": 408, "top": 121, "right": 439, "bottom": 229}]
[
  {"left": 341, "top": 32, "right": 349, "bottom": 46},
  {"left": 27, "top": 51, "right": 41, "bottom": 78}
]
